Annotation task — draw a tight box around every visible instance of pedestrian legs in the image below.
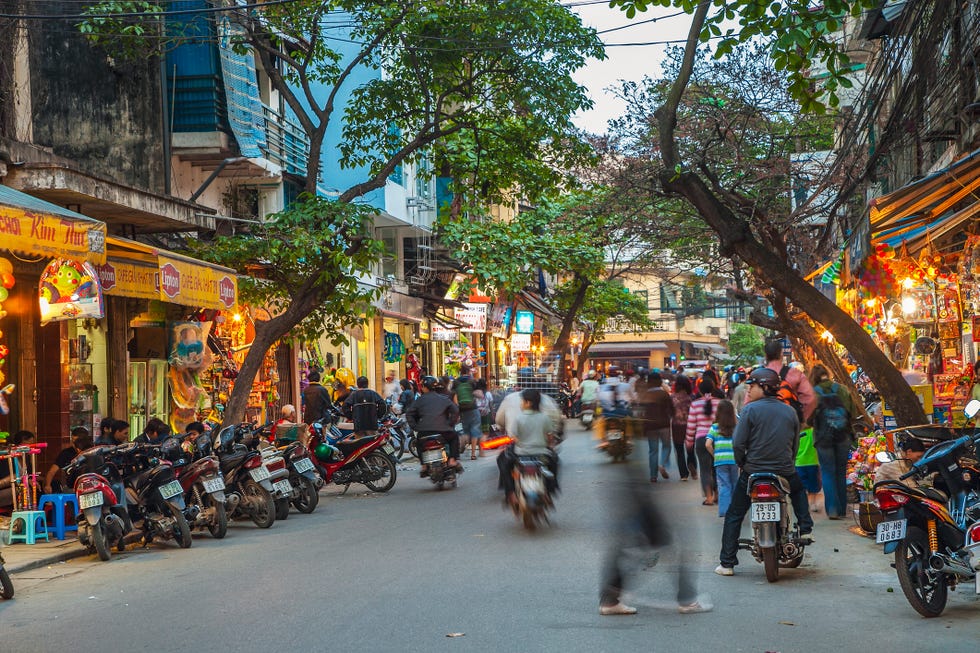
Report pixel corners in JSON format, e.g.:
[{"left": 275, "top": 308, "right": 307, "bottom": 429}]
[
  {"left": 719, "top": 472, "right": 750, "bottom": 568},
  {"left": 715, "top": 464, "right": 739, "bottom": 517},
  {"left": 646, "top": 433, "right": 661, "bottom": 481},
  {"left": 787, "top": 472, "right": 814, "bottom": 534},
  {"left": 695, "top": 437, "right": 716, "bottom": 502},
  {"left": 671, "top": 424, "right": 689, "bottom": 479}
]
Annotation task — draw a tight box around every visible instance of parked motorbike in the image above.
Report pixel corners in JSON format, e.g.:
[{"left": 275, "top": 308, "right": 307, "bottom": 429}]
[
  {"left": 511, "top": 454, "right": 556, "bottom": 530},
  {"left": 274, "top": 439, "right": 322, "bottom": 514},
  {"left": 382, "top": 413, "right": 417, "bottom": 461},
  {"left": 597, "top": 413, "right": 632, "bottom": 462},
  {"left": 309, "top": 429, "right": 397, "bottom": 493},
  {"left": 165, "top": 432, "right": 229, "bottom": 539},
  {"left": 119, "top": 440, "right": 194, "bottom": 550},
  {"left": 213, "top": 425, "right": 276, "bottom": 528},
  {"left": 557, "top": 384, "right": 574, "bottom": 419},
  {"left": 738, "top": 472, "right": 806, "bottom": 582},
  {"left": 418, "top": 433, "right": 459, "bottom": 490},
  {"left": 873, "top": 400, "right": 980, "bottom": 617},
  {"left": 0, "top": 547, "right": 11, "bottom": 599},
  {"left": 64, "top": 445, "right": 133, "bottom": 561}
]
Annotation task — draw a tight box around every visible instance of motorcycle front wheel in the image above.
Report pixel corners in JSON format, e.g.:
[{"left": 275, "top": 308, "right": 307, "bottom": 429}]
[
  {"left": 0, "top": 566, "right": 12, "bottom": 599},
  {"left": 92, "top": 520, "right": 111, "bottom": 562},
  {"left": 291, "top": 476, "right": 319, "bottom": 514},
  {"left": 895, "top": 526, "right": 948, "bottom": 617},
  {"left": 363, "top": 451, "right": 397, "bottom": 493},
  {"left": 245, "top": 481, "right": 275, "bottom": 529},
  {"left": 762, "top": 546, "right": 779, "bottom": 582},
  {"left": 168, "top": 502, "right": 193, "bottom": 549}
]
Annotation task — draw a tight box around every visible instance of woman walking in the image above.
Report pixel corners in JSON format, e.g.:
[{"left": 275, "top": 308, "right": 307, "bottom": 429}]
[
  {"left": 671, "top": 375, "right": 696, "bottom": 480},
  {"left": 686, "top": 379, "right": 720, "bottom": 505}
]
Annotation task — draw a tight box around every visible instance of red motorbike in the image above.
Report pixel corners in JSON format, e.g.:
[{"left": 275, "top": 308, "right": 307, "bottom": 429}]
[
  {"left": 166, "top": 432, "right": 229, "bottom": 539},
  {"left": 63, "top": 445, "right": 133, "bottom": 561},
  {"left": 309, "top": 430, "right": 397, "bottom": 493}
]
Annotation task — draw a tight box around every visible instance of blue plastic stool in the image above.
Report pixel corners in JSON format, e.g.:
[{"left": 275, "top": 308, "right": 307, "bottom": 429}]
[
  {"left": 38, "top": 493, "right": 80, "bottom": 540},
  {"left": 8, "top": 510, "right": 50, "bottom": 545}
]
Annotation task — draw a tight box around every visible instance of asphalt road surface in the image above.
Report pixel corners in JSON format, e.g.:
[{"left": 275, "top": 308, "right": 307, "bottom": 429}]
[{"left": 4, "top": 421, "right": 980, "bottom": 652}]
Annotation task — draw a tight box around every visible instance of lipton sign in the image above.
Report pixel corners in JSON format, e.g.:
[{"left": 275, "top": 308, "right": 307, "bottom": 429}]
[{"left": 156, "top": 255, "right": 237, "bottom": 310}]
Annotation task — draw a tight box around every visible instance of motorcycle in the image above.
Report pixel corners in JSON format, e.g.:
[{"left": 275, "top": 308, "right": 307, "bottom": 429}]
[
  {"left": 873, "top": 399, "right": 980, "bottom": 617},
  {"left": 64, "top": 445, "right": 133, "bottom": 561},
  {"left": 274, "top": 438, "right": 323, "bottom": 514},
  {"left": 511, "top": 454, "right": 556, "bottom": 530},
  {"left": 0, "top": 547, "right": 11, "bottom": 599},
  {"left": 119, "top": 440, "right": 194, "bottom": 550},
  {"left": 418, "top": 433, "right": 459, "bottom": 490},
  {"left": 213, "top": 425, "right": 276, "bottom": 528},
  {"left": 580, "top": 401, "right": 596, "bottom": 430},
  {"left": 382, "top": 413, "right": 417, "bottom": 461},
  {"left": 557, "top": 384, "right": 574, "bottom": 419},
  {"left": 597, "top": 412, "right": 632, "bottom": 462},
  {"left": 738, "top": 472, "right": 807, "bottom": 582},
  {"left": 309, "top": 429, "right": 397, "bottom": 493},
  {"left": 166, "top": 432, "right": 229, "bottom": 539}
]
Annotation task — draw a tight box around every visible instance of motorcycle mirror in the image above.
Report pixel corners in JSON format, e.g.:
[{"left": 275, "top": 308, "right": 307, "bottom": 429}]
[
  {"left": 966, "top": 399, "right": 980, "bottom": 419},
  {"left": 875, "top": 451, "right": 895, "bottom": 464}
]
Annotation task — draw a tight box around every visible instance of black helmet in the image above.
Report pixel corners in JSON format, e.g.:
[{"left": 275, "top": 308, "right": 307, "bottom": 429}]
[
  {"left": 421, "top": 375, "right": 439, "bottom": 390},
  {"left": 746, "top": 367, "right": 780, "bottom": 392}
]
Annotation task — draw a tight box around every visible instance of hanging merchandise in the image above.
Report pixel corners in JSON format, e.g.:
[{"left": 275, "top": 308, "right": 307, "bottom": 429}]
[
  {"left": 0, "top": 258, "right": 16, "bottom": 412},
  {"left": 383, "top": 330, "right": 405, "bottom": 363},
  {"left": 821, "top": 252, "right": 844, "bottom": 285},
  {"left": 406, "top": 353, "right": 421, "bottom": 385},
  {"left": 168, "top": 321, "right": 214, "bottom": 433},
  {"left": 38, "top": 258, "right": 104, "bottom": 325}
]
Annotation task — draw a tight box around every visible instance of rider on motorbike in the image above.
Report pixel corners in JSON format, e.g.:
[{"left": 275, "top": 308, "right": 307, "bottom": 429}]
[
  {"left": 576, "top": 369, "right": 600, "bottom": 414},
  {"left": 405, "top": 375, "right": 461, "bottom": 476},
  {"left": 496, "top": 388, "right": 559, "bottom": 507},
  {"left": 715, "top": 367, "right": 813, "bottom": 576}
]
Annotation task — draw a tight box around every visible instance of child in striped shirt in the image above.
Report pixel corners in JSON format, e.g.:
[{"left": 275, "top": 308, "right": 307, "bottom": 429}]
[{"left": 705, "top": 400, "right": 738, "bottom": 518}]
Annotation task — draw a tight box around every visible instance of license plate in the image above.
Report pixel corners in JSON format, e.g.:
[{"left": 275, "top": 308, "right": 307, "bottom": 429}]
[
  {"left": 202, "top": 476, "right": 225, "bottom": 493},
  {"left": 421, "top": 450, "right": 445, "bottom": 464},
  {"left": 250, "top": 466, "right": 271, "bottom": 482},
  {"left": 79, "top": 491, "right": 103, "bottom": 509},
  {"left": 159, "top": 480, "right": 183, "bottom": 500},
  {"left": 521, "top": 475, "right": 544, "bottom": 493},
  {"left": 607, "top": 432, "right": 622, "bottom": 440},
  {"left": 751, "top": 502, "right": 780, "bottom": 522},
  {"left": 293, "top": 457, "right": 314, "bottom": 474},
  {"left": 273, "top": 479, "right": 293, "bottom": 496},
  {"left": 382, "top": 443, "right": 395, "bottom": 455},
  {"left": 876, "top": 519, "right": 907, "bottom": 544}
]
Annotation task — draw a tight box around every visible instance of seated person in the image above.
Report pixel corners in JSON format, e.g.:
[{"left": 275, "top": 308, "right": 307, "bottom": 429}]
[
  {"left": 271, "top": 404, "right": 298, "bottom": 440},
  {"left": 135, "top": 418, "right": 170, "bottom": 445},
  {"left": 497, "top": 389, "right": 559, "bottom": 507},
  {"left": 875, "top": 437, "right": 946, "bottom": 500},
  {"left": 44, "top": 426, "right": 94, "bottom": 494}
]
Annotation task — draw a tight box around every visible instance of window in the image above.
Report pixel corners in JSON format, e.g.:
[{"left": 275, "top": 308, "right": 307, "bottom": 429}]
[{"left": 377, "top": 227, "right": 398, "bottom": 279}]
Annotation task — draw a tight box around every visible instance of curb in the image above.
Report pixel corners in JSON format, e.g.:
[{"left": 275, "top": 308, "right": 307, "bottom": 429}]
[{"left": 5, "top": 544, "right": 90, "bottom": 576}]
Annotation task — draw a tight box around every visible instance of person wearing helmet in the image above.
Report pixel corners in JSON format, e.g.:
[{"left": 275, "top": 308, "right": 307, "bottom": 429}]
[
  {"left": 576, "top": 369, "right": 600, "bottom": 409},
  {"left": 715, "top": 367, "right": 813, "bottom": 576},
  {"left": 406, "top": 375, "right": 461, "bottom": 475}
]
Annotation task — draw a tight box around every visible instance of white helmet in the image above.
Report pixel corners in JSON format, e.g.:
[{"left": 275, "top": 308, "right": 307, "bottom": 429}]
[{"left": 587, "top": 369, "right": 597, "bottom": 379}]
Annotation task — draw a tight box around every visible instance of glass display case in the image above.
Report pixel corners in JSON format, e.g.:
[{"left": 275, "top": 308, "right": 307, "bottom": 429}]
[
  {"left": 67, "top": 363, "right": 95, "bottom": 433},
  {"left": 129, "top": 360, "right": 169, "bottom": 438}
]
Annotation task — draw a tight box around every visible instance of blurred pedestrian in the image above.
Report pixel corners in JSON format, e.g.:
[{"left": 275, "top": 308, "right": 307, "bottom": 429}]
[
  {"left": 687, "top": 379, "right": 719, "bottom": 505},
  {"left": 671, "top": 375, "right": 696, "bottom": 480},
  {"left": 634, "top": 370, "right": 673, "bottom": 483}
]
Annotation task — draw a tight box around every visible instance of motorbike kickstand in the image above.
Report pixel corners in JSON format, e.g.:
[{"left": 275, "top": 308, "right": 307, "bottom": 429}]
[{"left": 340, "top": 483, "right": 351, "bottom": 496}]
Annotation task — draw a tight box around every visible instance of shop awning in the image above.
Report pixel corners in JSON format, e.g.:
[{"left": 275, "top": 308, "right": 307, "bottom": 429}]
[
  {"left": 870, "top": 149, "right": 980, "bottom": 233},
  {"left": 0, "top": 184, "right": 107, "bottom": 263},
  {"left": 99, "top": 237, "right": 238, "bottom": 310},
  {"left": 379, "top": 308, "right": 423, "bottom": 324},
  {"left": 519, "top": 289, "right": 559, "bottom": 319},
  {"left": 695, "top": 343, "right": 727, "bottom": 353}
]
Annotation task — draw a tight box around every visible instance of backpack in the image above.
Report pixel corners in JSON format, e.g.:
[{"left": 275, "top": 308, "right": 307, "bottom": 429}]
[
  {"left": 776, "top": 366, "right": 806, "bottom": 424},
  {"left": 455, "top": 378, "right": 477, "bottom": 412},
  {"left": 351, "top": 390, "right": 384, "bottom": 431},
  {"left": 814, "top": 383, "right": 851, "bottom": 445}
]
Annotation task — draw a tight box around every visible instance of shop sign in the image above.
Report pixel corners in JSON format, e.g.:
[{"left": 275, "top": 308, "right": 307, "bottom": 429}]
[
  {"left": 515, "top": 310, "right": 534, "bottom": 334},
  {"left": 0, "top": 205, "right": 107, "bottom": 264},
  {"left": 38, "top": 258, "right": 104, "bottom": 325},
  {"left": 418, "top": 319, "right": 430, "bottom": 340},
  {"left": 95, "top": 259, "right": 159, "bottom": 301},
  {"left": 510, "top": 332, "right": 531, "bottom": 352},
  {"left": 455, "top": 303, "right": 488, "bottom": 332},
  {"left": 431, "top": 324, "right": 459, "bottom": 341},
  {"left": 157, "top": 255, "right": 238, "bottom": 310},
  {"left": 972, "top": 316, "right": 980, "bottom": 343}
]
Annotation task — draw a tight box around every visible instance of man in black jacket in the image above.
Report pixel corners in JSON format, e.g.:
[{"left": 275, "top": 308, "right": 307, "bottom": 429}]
[
  {"left": 302, "top": 370, "right": 333, "bottom": 425},
  {"left": 406, "top": 376, "right": 460, "bottom": 475},
  {"left": 342, "top": 376, "right": 387, "bottom": 436}
]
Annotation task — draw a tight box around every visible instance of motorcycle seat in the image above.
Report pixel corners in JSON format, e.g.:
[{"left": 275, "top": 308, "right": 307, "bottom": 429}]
[
  {"left": 748, "top": 472, "right": 791, "bottom": 494},
  {"left": 874, "top": 480, "right": 948, "bottom": 503},
  {"left": 219, "top": 451, "right": 248, "bottom": 473},
  {"left": 336, "top": 437, "right": 375, "bottom": 457}
]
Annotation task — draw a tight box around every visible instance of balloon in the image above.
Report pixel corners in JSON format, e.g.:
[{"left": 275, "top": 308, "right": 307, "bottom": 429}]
[
  {"left": 1, "top": 272, "right": 13, "bottom": 289},
  {"left": 0, "top": 258, "right": 12, "bottom": 275},
  {"left": 0, "top": 287, "right": 10, "bottom": 302}
]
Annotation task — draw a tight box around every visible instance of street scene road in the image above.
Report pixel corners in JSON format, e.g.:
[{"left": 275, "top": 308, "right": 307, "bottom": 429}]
[{"left": 4, "top": 421, "right": 980, "bottom": 653}]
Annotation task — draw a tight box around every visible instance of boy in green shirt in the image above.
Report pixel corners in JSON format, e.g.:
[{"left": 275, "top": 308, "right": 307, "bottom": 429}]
[{"left": 795, "top": 426, "right": 823, "bottom": 512}]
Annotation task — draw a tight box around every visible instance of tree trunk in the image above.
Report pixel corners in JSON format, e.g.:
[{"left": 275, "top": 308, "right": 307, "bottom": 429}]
[
  {"left": 577, "top": 337, "right": 595, "bottom": 378},
  {"left": 553, "top": 275, "right": 590, "bottom": 379},
  {"left": 655, "top": 6, "right": 926, "bottom": 427}
]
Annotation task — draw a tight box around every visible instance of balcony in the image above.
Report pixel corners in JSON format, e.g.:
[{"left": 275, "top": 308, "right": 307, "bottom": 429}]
[{"left": 261, "top": 104, "right": 309, "bottom": 177}]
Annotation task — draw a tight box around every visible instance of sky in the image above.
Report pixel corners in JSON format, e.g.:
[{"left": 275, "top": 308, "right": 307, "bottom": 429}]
[{"left": 567, "top": 2, "right": 695, "bottom": 134}]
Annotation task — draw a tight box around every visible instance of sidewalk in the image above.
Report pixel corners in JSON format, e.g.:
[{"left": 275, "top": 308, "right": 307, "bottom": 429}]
[{"left": 1, "top": 530, "right": 89, "bottom": 575}]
